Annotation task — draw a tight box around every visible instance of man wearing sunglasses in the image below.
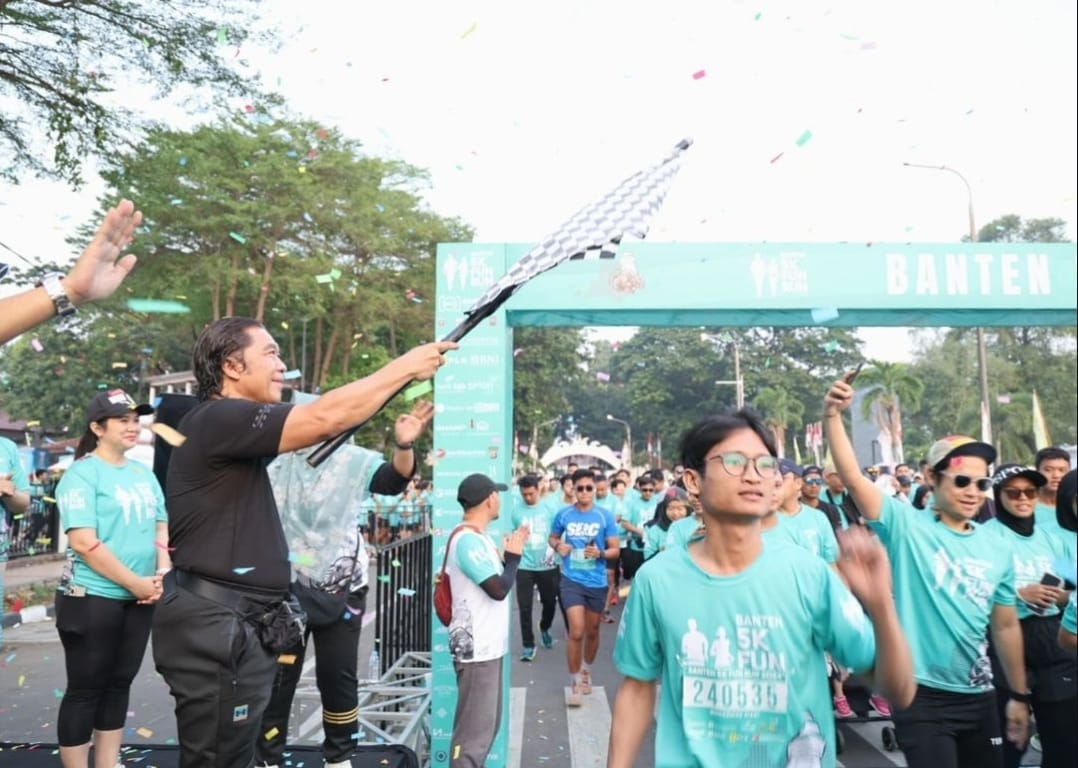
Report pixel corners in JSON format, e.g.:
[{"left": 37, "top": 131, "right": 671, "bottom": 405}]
[
  {"left": 800, "top": 464, "right": 844, "bottom": 535},
  {"left": 549, "top": 468, "right": 620, "bottom": 707},
  {"left": 824, "top": 376, "right": 1029, "bottom": 768}
]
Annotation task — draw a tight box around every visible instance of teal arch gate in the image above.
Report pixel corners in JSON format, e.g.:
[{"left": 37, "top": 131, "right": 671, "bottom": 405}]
[{"left": 428, "top": 240, "right": 1077, "bottom": 767}]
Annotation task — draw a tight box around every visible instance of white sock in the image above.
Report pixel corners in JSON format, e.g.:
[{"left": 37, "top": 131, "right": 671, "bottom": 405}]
[{"left": 581, "top": 661, "right": 591, "bottom": 674}]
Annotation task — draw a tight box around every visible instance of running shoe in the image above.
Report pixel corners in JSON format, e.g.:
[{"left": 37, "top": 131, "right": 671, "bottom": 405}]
[
  {"left": 540, "top": 630, "right": 554, "bottom": 649},
  {"left": 833, "top": 695, "right": 855, "bottom": 719},
  {"left": 520, "top": 646, "right": 536, "bottom": 662},
  {"left": 601, "top": 610, "right": 616, "bottom": 624},
  {"left": 869, "top": 693, "right": 892, "bottom": 718},
  {"left": 567, "top": 683, "right": 582, "bottom": 707},
  {"left": 580, "top": 669, "right": 593, "bottom": 695}
]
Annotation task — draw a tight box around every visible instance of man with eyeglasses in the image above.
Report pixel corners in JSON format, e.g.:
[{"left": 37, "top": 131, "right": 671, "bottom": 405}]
[
  {"left": 824, "top": 376, "right": 1030, "bottom": 768},
  {"left": 609, "top": 411, "right": 915, "bottom": 767},
  {"left": 549, "top": 468, "right": 620, "bottom": 707}
]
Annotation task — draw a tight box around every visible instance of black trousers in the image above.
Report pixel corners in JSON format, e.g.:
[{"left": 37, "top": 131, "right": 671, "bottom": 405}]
[
  {"left": 55, "top": 593, "right": 154, "bottom": 746},
  {"left": 152, "top": 572, "right": 279, "bottom": 768},
  {"left": 891, "top": 685, "right": 1002, "bottom": 768},
  {"left": 514, "top": 568, "right": 559, "bottom": 649},
  {"left": 257, "top": 589, "right": 366, "bottom": 765}
]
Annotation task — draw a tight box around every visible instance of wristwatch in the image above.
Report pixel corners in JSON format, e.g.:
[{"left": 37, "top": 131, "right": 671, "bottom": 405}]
[
  {"left": 36, "top": 273, "right": 76, "bottom": 318},
  {"left": 1008, "top": 691, "right": 1032, "bottom": 705}
]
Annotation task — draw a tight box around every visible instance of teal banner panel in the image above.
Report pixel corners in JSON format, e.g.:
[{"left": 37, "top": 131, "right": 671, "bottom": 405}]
[{"left": 431, "top": 244, "right": 514, "bottom": 768}]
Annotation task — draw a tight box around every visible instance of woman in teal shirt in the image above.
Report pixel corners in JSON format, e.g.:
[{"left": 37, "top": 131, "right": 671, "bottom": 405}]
[{"left": 54, "top": 389, "right": 170, "bottom": 768}]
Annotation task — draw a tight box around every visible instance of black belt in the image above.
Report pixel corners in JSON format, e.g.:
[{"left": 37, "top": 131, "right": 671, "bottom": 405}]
[{"left": 174, "top": 570, "right": 284, "bottom": 612}]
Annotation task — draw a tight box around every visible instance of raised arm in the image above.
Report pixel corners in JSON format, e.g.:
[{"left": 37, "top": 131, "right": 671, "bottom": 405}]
[
  {"left": 278, "top": 343, "right": 455, "bottom": 453},
  {"left": 822, "top": 377, "right": 885, "bottom": 521},
  {"left": 0, "top": 200, "right": 140, "bottom": 345}
]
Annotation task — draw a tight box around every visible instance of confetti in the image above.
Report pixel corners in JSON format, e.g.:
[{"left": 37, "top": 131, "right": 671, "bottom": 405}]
[
  {"left": 4, "top": 652, "right": 15, "bottom": 663},
  {"left": 596, "top": 371, "right": 611, "bottom": 382},
  {"left": 754, "top": 11, "right": 762, "bottom": 20},
  {"left": 398, "top": 587, "right": 417, "bottom": 597},
  {"left": 277, "top": 654, "right": 297, "bottom": 665},
  {"left": 18, "top": 675, "right": 25, "bottom": 687},
  {"left": 136, "top": 727, "right": 153, "bottom": 738},
  {"left": 151, "top": 423, "right": 187, "bottom": 447},
  {"left": 375, "top": 203, "right": 385, "bottom": 213},
  {"left": 31, "top": 338, "right": 44, "bottom": 352},
  {"left": 795, "top": 129, "right": 813, "bottom": 147},
  {"left": 111, "top": 361, "right": 128, "bottom": 369},
  {"left": 460, "top": 21, "right": 478, "bottom": 39},
  {"left": 126, "top": 298, "right": 191, "bottom": 314},
  {"left": 769, "top": 152, "right": 784, "bottom": 165},
  {"left": 229, "top": 232, "right": 248, "bottom": 245},
  {"left": 216, "top": 27, "right": 228, "bottom": 44},
  {"left": 54, "top": 688, "right": 64, "bottom": 698},
  {"left": 283, "top": 369, "right": 301, "bottom": 380},
  {"left": 824, "top": 340, "right": 840, "bottom": 353},
  {"left": 178, "top": 156, "right": 188, "bottom": 166},
  {"left": 391, "top": 559, "right": 402, "bottom": 568},
  {"left": 691, "top": 69, "right": 707, "bottom": 80},
  {"left": 264, "top": 726, "right": 279, "bottom": 740},
  {"left": 377, "top": 574, "right": 391, "bottom": 584},
  {"left": 233, "top": 566, "right": 255, "bottom": 575},
  {"left": 404, "top": 380, "right": 433, "bottom": 402},
  {"left": 810, "top": 307, "right": 840, "bottom": 323}
]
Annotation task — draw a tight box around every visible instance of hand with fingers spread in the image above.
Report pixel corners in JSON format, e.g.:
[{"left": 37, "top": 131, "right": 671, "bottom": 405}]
[
  {"left": 394, "top": 400, "right": 434, "bottom": 447},
  {"left": 64, "top": 198, "right": 142, "bottom": 305}
]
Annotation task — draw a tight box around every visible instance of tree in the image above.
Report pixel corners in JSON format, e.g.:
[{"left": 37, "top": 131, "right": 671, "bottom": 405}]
[
  {"left": 511, "top": 327, "right": 586, "bottom": 460},
  {"left": 974, "top": 214, "right": 1069, "bottom": 244},
  {"left": 857, "top": 361, "right": 924, "bottom": 465},
  {"left": 0, "top": 0, "right": 274, "bottom": 186},
  {"left": 754, "top": 386, "right": 804, "bottom": 459}
]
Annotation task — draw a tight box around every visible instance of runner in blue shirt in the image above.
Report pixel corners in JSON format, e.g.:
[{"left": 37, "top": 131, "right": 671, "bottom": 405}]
[
  {"left": 609, "top": 411, "right": 914, "bottom": 768},
  {"left": 824, "top": 375, "right": 1030, "bottom": 768},
  {"left": 549, "top": 468, "right": 619, "bottom": 706}
]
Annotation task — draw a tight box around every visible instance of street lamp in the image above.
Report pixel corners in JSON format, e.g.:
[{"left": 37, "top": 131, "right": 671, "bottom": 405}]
[
  {"left": 701, "top": 333, "right": 744, "bottom": 409},
  {"left": 903, "top": 162, "right": 992, "bottom": 443},
  {"left": 606, "top": 414, "right": 632, "bottom": 468}
]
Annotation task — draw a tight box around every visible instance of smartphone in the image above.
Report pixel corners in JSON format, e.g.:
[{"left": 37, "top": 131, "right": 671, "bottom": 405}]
[
  {"left": 843, "top": 362, "right": 865, "bottom": 385},
  {"left": 1040, "top": 573, "right": 1063, "bottom": 588}
]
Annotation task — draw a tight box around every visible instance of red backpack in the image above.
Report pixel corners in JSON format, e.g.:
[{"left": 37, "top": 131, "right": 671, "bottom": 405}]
[{"left": 433, "top": 524, "right": 479, "bottom": 626}]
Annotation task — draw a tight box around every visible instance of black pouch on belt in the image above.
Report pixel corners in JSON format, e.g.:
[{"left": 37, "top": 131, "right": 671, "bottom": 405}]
[{"left": 250, "top": 593, "right": 308, "bottom": 653}]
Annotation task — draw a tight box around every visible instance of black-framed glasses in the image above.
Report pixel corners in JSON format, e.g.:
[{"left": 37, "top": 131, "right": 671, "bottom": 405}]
[
  {"left": 1002, "top": 486, "right": 1038, "bottom": 501},
  {"left": 803, "top": 477, "right": 823, "bottom": 486},
  {"left": 575, "top": 485, "right": 595, "bottom": 493},
  {"left": 706, "top": 452, "right": 780, "bottom": 478},
  {"left": 939, "top": 472, "right": 991, "bottom": 492}
]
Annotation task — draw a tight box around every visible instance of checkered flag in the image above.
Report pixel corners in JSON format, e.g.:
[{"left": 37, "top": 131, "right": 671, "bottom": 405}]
[{"left": 463, "top": 137, "right": 692, "bottom": 322}]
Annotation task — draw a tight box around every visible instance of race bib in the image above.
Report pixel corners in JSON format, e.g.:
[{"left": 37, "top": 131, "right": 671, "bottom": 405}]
[{"left": 570, "top": 548, "right": 596, "bottom": 570}]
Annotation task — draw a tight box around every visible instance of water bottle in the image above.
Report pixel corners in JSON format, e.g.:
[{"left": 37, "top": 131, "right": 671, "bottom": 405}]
[{"left": 367, "top": 644, "right": 380, "bottom": 681}]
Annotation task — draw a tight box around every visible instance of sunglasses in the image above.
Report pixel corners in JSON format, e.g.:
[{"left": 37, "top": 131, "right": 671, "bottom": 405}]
[
  {"left": 803, "top": 478, "right": 823, "bottom": 486},
  {"left": 575, "top": 485, "right": 595, "bottom": 493},
  {"left": 939, "top": 472, "right": 992, "bottom": 492},
  {"left": 1002, "top": 487, "right": 1038, "bottom": 501},
  {"left": 639, "top": 487, "right": 654, "bottom": 493}
]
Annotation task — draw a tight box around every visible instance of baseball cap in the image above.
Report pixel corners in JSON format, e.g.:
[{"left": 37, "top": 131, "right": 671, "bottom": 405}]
[
  {"left": 778, "top": 458, "right": 804, "bottom": 478},
  {"left": 926, "top": 435, "right": 997, "bottom": 469},
  {"left": 457, "top": 473, "right": 508, "bottom": 508},
  {"left": 86, "top": 388, "right": 154, "bottom": 424},
  {"left": 802, "top": 465, "right": 823, "bottom": 477},
  {"left": 990, "top": 463, "right": 1046, "bottom": 489}
]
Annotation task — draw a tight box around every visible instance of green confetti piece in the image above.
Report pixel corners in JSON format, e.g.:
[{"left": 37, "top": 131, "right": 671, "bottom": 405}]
[
  {"left": 824, "top": 340, "right": 840, "bottom": 353},
  {"left": 315, "top": 273, "right": 333, "bottom": 284},
  {"left": 54, "top": 688, "right": 64, "bottom": 698},
  {"left": 795, "top": 129, "right": 813, "bottom": 147},
  {"left": 329, "top": 267, "right": 342, "bottom": 280},
  {"left": 216, "top": 27, "right": 228, "bottom": 44},
  {"left": 377, "top": 574, "right": 391, "bottom": 584},
  {"left": 391, "top": 559, "right": 402, "bottom": 568},
  {"left": 126, "top": 298, "right": 191, "bottom": 314},
  {"left": 754, "top": 11, "right": 762, "bottom": 20},
  {"left": 403, "top": 380, "right": 433, "bottom": 402},
  {"left": 229, "top": 232, "right": 247, "bottom": 244}
]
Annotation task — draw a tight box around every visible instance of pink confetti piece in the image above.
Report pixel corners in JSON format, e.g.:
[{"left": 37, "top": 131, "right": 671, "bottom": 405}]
[
  {"left": 31, "top": 338, "right": 44, "bottom": 352},
  {"left": 692, "top": 69, "right": 707, "bottom": 80},
  {"left": 769, "top": 152, "right": 784, "bottom": 165}
]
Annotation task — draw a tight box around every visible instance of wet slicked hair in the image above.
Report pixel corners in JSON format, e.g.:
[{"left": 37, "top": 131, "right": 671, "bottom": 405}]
[
  {"left": 679, "top": 410, "right": 776, "bottom": 474},
  {"left": 192, "top": 317, "right": 264, "bottom": 401}
]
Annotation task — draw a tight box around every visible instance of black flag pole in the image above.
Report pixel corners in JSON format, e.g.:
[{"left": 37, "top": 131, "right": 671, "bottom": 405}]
[{"left": 306, "top": 137, "right": 692, "bottom": 468}]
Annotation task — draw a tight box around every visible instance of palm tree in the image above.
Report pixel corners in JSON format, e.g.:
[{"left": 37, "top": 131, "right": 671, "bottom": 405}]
[
  {"left": 858, "top": 362, "right": 924, "bottom": 465},
  {"left": 754, "top": 387, "right": 804, "bottom": 459}
]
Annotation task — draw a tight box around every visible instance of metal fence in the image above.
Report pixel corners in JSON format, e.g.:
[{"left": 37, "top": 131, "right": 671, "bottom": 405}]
[
  {"left": 374, "top": 532, "right": 432, "bottom": 674},
  {"left": 4, "top": 499, "right": 60, "bottom": 559}
]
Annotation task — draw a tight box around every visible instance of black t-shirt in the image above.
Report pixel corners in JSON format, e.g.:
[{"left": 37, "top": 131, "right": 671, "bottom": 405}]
[{"left": 166, "top": 398, "right": 293, "bottom": 591}]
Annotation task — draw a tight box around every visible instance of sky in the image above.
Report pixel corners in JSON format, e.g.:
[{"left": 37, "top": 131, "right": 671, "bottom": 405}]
[{"left": 1, "top": 0, "right": 1075, "bottom": 361}]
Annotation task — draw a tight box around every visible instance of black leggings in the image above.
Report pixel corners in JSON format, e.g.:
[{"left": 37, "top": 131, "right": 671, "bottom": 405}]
[{"left": 55, "top": 593, "right": 154, "bottom": 746}]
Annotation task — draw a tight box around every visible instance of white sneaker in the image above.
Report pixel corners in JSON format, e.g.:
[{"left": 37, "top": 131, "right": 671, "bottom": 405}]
[{"left": 325, "top": 761, "right": 353, "bottom": 768}]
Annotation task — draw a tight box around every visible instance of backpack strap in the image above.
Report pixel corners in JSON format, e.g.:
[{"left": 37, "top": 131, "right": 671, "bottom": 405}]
[{"left": 439, "top": 523, "right": 482, "bottom": 577}]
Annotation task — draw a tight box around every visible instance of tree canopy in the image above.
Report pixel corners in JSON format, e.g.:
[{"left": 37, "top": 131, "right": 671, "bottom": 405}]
[{"left": 0, "top": 0, "right": 273, "bottom": 186}]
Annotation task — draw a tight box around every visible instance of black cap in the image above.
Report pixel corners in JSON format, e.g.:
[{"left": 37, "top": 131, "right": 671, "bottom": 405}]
[
  {"left": 990, "top": 463, "right": 1046, "bottom": 489},
  {"left": 86, "top": 388, "right": 154, "bottom": 424},
  {"left": 778, "top": 458, "right": 803, "bottom": 478},
  {"left": 803, "top": 464, "right": 823, "bottom": 477},
  {"left": 457, "top": 473, "right": 508, "bottom": 508}
]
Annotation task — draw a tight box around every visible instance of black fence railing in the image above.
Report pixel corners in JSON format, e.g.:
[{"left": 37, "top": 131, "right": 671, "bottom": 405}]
[
  {"left": 374, "top": 532, "right": 432, "bottom": 674},
  {"left": 5, "top": 499, "right": 60, "bottom": 559}
]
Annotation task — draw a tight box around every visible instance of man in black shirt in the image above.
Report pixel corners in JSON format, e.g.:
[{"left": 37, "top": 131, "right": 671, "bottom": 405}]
[{"left": 152, "top": 316, "right": 452, "bottom": 767}]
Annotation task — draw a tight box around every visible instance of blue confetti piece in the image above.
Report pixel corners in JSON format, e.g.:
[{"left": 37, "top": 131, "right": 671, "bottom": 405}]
[
  {"left": 178, "top": 157, "right": 188, "bottom": 167},
  {"left": 375, "top": 203, "right": 385, "bottom": 213},
  {"left": 397, "top": 587, "right": 416, "bottom": 597},
  {"left": 4, "top": 652, "right": 16, "bottom": 663},
  {"left": 342, "top": 611, "right": 353, "bottom": 621},
  {"left": 810, "top": 307, "right": 840, "bottom": 323},
  {"left": 233, "top": 566, "right": 255, "bottom": 575},
  {"left": 283, "top": 369, "right": 302, "bottom": 380}
]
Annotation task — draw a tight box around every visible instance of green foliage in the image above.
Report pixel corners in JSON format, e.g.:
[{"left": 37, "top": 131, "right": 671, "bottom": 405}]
[
  {"left": 512, "top": 327, "right": 586, "bottom": 449},
  {"left": 0, "top": 0, "right": 274, "bottom": 186},
  {"left": 974, "top": 214, "right": 1069, "bottom": 244}
]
